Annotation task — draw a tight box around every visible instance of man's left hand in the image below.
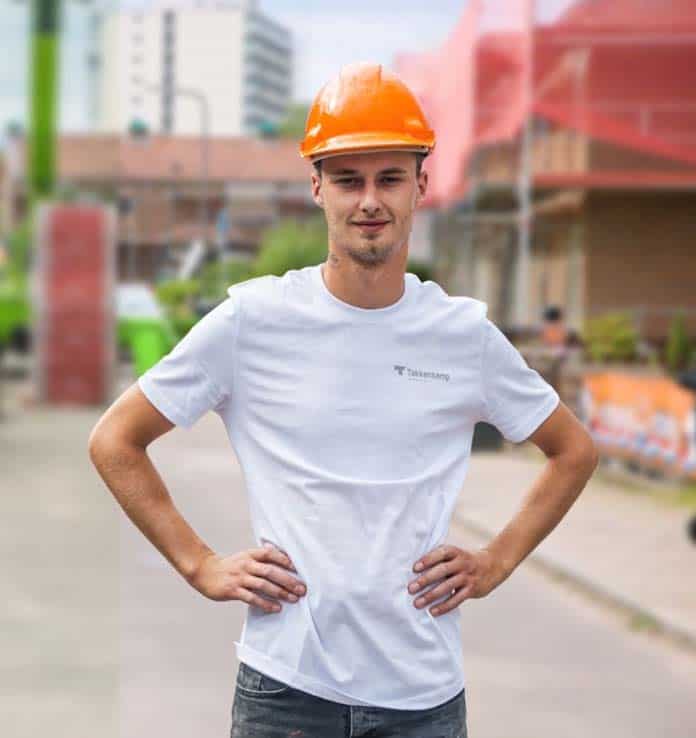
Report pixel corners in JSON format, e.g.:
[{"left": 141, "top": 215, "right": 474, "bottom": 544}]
[{"left": 407, "top": 544, "right": 506, "bottom": 616}]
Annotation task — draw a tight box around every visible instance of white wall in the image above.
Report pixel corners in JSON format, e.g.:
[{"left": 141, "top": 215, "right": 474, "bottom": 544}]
[
  {"left": 175, "top": 9, "right": 244, "bottom": 136},
  {"left": 94, "top": 12, "right": 162, "bottom": 135}
]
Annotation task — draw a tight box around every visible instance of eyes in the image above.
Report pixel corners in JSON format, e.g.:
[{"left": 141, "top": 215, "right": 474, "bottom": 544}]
[{"left": 333, "top": 176, "right": 404, "bottom": 188}]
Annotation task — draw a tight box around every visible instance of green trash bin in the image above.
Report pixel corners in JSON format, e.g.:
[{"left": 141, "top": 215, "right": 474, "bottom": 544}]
[{"left": 123, "top": 317, "right": 177, "bottom": 377}]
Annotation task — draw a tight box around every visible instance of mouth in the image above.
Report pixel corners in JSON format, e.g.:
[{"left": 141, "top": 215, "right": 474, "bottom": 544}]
[{"left": 352, "top": 220, "right": 390, "bottom": 232}]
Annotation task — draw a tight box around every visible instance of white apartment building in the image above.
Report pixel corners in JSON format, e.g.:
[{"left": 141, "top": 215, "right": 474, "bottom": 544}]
[{"left": 88, "top": 0, "right": 293, "bottom": 137}]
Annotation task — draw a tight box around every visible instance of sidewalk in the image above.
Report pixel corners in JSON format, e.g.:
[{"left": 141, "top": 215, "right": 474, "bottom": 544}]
[{"left": 455, "top": 447, "right": 696, "bottom": 649}]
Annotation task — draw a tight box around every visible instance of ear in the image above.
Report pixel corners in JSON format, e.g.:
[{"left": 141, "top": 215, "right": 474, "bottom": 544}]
[
  {"left": 311, "top": 171, "right": 324, "bottom": 208},
  {"left": 415, "top": 170, "right": 428, "bottom": 206}
]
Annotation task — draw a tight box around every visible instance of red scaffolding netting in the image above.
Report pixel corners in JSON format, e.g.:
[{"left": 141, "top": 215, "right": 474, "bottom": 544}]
[
  {"left": 394, "top": 1, "right": 480, "bottom": 207},
  {"left": 394, "top": 0, "right": 696, "bottom": 207}
]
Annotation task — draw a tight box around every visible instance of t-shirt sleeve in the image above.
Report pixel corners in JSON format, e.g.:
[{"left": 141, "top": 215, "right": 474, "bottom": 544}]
[
  {"left": 137, "top": 294, "right": 241, "bottom": 429},
  {"left": 479, "top": 318, "right": 560, "bottom": 443}
]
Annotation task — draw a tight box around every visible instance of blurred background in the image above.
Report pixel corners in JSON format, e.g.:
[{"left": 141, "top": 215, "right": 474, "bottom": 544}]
[{"left": 1, "top": 1, "right": 695, "bottom": 737}]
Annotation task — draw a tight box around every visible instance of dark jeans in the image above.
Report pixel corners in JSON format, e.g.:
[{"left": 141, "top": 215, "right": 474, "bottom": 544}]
[{"left": 230, "top": 661, "right": 467, "bottom": 738}]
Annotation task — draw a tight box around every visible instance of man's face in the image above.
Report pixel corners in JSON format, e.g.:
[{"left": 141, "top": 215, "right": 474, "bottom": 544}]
[{"left": 310, "top": 151, "right": 428, "bottom": 268}]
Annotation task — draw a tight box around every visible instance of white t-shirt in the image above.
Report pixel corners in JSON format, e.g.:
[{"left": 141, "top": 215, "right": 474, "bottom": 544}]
[{"left": 138, "top": 262, "right": 559, "bottom": 710}]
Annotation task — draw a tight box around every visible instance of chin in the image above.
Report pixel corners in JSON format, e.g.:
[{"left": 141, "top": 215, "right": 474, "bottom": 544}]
[{"left": 346, "top": 242, "right": 397, "bottom": 267}]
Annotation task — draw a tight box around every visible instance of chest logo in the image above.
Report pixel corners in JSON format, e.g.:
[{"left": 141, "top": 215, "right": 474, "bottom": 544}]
[{"left": 393, "top": 364, "right": 450, "bottom": 382}]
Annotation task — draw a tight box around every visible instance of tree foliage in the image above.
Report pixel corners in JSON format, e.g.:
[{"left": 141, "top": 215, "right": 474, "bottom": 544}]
[
  {"left": 254, "top": 216, "right": 327, "bottom": 276},
  {"left": 582, "top": 312, "right": 638, "bottom": 363},
  {"left": 665, "top": 311, "right": 694, "bottom": 372},
  {"left": 198, "top": 258, "right": 257, "bottom": 299}
]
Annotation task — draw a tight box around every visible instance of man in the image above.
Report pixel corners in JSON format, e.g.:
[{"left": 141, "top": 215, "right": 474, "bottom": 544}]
[{"left": 89, "top": 63, "right": 598, "bottom": 737}]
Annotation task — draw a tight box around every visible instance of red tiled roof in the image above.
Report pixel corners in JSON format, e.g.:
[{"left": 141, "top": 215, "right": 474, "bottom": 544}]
[{"left": 12, "top": 134, "right": 312, "bottom": 184}]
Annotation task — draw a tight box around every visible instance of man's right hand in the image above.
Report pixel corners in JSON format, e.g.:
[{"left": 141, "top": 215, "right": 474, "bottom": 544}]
[{"left": 188, "top": 546, "right": 307, "bottom": 612}]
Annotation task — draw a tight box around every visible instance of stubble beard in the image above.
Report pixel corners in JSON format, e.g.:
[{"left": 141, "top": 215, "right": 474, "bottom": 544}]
[{"left": 340, "top": 227, "right": 405, "bottom": 269}]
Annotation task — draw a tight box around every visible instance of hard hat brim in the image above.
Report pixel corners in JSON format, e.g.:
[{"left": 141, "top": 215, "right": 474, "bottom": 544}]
[{"left": 300, "top": 131, "right": 435, "bottom": 162}]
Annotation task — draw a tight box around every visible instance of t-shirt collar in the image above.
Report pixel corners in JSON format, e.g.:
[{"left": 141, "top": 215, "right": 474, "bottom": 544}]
[{"left": 310, "top": 262, "right": 414, "bottom": 319}]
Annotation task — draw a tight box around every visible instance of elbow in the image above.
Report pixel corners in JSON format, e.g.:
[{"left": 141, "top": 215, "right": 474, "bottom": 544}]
[
  {"left": 567, "top": 433, "right": 600, "bottom": 476},
  {"left": 88, "top": 418, "right": 115, "bottom": 469},
  {"left": 88, "top": 425, "right": 141, "bottom": 482},
  {"left": 583, "top": 429, "right": 600, "bottom": 469},
  {"left": 585, "top": 440, "right": 601, "bottom": 476},
  {"left": 87, "top": 423, "right": 105, "bottom": 468}
]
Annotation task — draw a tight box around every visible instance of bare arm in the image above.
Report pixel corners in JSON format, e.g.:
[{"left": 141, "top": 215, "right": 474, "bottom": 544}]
[
  {"left": 408, "top": 400, "right": 599, "bottom": 616},
  {"left": 87, "top": 382, "right": 215, "bottom": 583},
  {"left": 481, "top": 400, "right": 599, "bottom": 583},
  {"left": 87, "top": 383, "right": 307, "bottom": 610}
]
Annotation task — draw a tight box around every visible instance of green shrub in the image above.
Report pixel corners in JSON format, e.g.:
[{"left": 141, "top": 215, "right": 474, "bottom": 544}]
[
  {"left": 5, "top": 219, "right": 32, "bottom": 281},
  {"left": 198, "top": 258, "right": 257, "bottom": 300},
  {"left": 665, "top": 311, "right": 694, "bottom": 372},
  {"left": 254, "top": 216, "right": 327, "bottom": 276},
  {"left": 154, "top": 278, "right": 200, "bottom": 320},
  {"left": 582, "top": 312, "right": 638, "bottom": 363},
  {"left": 170, "top": 314, "right": 199, "bottom": 341}
]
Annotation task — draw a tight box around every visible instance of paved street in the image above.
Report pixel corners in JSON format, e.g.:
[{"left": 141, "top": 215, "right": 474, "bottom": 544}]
[
  {"left": 458, "top": 446, "right": 696, "bottom": 647},
  {"left": 3, "top": 368, "right": 696, "bottom": 737},
  {"left": 2, "top": 393, "right": 120, "bottom": 737},
  {"left": 458, "top": 531, "right": 696, "bottom": 738}
]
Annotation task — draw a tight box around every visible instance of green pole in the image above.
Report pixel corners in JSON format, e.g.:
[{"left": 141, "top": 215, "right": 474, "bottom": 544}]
[
  {"left": 28, "top": 0, "right": 62, "bottom": 203},
  {"left": 0, "top": 0, "right": 62, "bottom": 349},
  {"left": 11, "top": 0, "right": 62, "bottom": 277}
]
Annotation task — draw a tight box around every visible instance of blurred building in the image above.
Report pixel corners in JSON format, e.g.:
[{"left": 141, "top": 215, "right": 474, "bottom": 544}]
[
  {"left": 397, "top": 0, "right": 696, "bottom": 342},
  {"left": 436, "top": 147, "right": 696, "bottom": 344},
  {"left": 88, "top": 0, "right": 293, "bottom": 137},
  {"left": 1, "top": 134, "right": 314, "bottom": 281}
]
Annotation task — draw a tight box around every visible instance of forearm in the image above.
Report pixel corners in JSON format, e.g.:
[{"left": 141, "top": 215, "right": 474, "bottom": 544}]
[
  {"left": 483, "top": 449, "right": 598, "bottom": 583},
  {"left": 89, "top": 439, "right": 214, "bottom": 583}
]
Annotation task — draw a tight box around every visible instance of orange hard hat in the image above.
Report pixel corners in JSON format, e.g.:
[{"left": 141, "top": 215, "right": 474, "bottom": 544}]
[{"left": 299, "top": 62, "right": 436, "bottom": 162}]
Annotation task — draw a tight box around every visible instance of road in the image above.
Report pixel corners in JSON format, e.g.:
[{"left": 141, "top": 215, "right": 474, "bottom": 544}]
[{"left": 3, "top": 372, "right": 696, "bottom": 737}]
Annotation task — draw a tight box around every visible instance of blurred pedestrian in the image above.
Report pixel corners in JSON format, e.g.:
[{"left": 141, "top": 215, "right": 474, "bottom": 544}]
[
  {"left": 88, "top": 62, "right": 598, "bottom": 737},
  {"left": 541, "top": 305, "right": 569, "bottom": 356}
]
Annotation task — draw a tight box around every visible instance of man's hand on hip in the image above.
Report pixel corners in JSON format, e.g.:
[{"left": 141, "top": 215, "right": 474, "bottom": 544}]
[
  {"left": 188, "top": 546, "right": 307, "bottom": 613},
  {"left": 408, "top": 544, "right": 506, "bottom": 616}
]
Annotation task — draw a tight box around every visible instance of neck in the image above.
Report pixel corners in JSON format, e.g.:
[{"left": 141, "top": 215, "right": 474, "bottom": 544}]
[{"left": 320, "top": 248, "right": 409, "bottom": 310}]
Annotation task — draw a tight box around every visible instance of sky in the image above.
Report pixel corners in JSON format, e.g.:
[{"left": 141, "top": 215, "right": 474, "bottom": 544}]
[{"left": 0, "top": 0, "right": 575, "bottom": 138}]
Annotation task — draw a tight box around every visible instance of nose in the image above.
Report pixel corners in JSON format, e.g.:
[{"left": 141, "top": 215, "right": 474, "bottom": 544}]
[{"left": 358, "top": 182, "right": 382, "bottom": 218}]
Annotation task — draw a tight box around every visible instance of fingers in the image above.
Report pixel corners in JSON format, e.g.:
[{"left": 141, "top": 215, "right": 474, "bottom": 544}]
[
  {"left": 410, "top": 545, "right": 476, "bottom": 591},
  {"left": 408, "top": 560, "right": 455, "bottom": 595},
  {"left": 408, "top": 545, "right": 479, "bottom": 616},
  {"left": 412, "top": 573, "right": 468, "bottom": 611},
  {"left": 241, "top": 574, "right": 300, "bottom": 603},
  {"left": 413, "top": 544, "right": 460, "bottom": 573},
  {"left": 235, "top": 587, "right": 283, "bottom": 614},
  {"left": 246, "top": 548, "right": 307, "bottom": 612},
  {"left": 237, "top": 548, "right": 305, "bottom": 613},
  {"left": 252, "top": 545, "right": 297, "bottom": 572},
  {"left": 248, "top": 559, "right": 307, "bottom": 597},
  {"left": 429, "top": 583, "right": 474, "bottom": 616}
]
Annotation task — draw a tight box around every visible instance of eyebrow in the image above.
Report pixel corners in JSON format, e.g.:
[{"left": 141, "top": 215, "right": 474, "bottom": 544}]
[{"left": 328, "top": 167, "right": 409, "bottom": 177}]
